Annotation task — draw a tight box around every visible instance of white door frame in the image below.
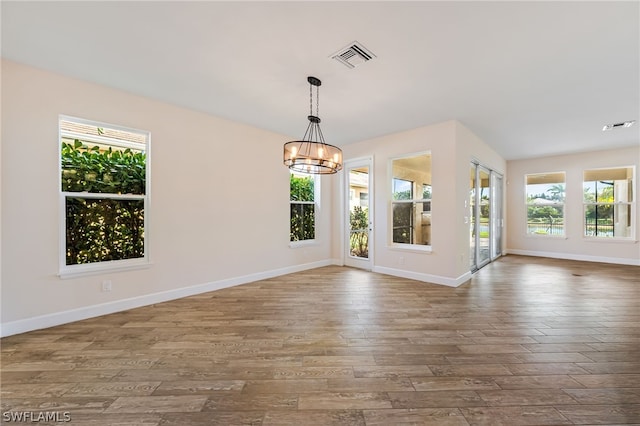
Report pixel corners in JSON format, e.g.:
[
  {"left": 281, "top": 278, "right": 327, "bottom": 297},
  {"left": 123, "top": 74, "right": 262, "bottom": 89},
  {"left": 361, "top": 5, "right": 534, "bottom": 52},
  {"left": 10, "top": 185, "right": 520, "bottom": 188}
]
[
  {"left": 491, "top": 171, "right": 504, "bottom": 260},
  {"left": 344, "top": 157, "right": 373, "bottom": 270}
]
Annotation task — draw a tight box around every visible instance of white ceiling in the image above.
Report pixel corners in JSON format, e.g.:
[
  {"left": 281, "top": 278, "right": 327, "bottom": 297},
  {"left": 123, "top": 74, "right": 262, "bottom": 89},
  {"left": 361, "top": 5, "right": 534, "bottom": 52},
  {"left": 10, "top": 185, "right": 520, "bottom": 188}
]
[{"left": 2, "top": 1, "right": 638, "bottom": 160}]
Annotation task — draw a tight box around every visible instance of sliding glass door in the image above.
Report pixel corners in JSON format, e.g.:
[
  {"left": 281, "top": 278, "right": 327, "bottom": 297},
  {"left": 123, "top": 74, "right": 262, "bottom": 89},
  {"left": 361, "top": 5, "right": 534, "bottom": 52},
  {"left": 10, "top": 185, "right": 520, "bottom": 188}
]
[{"left": 470, "top": 162, "right": 503, "bottom": 271}]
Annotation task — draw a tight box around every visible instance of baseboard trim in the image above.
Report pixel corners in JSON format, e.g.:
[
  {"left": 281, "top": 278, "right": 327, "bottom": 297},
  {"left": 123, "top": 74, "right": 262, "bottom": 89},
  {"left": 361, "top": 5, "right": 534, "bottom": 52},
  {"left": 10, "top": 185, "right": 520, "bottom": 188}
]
[
  {"left": 505, "top": 249, "right": 640, "bottom": 266},
  {"left": 373, "top": 266, "right": 472, "bottom": 287},
  {"left": 0, "top": 259, "right": 332, "bottom": 338}
]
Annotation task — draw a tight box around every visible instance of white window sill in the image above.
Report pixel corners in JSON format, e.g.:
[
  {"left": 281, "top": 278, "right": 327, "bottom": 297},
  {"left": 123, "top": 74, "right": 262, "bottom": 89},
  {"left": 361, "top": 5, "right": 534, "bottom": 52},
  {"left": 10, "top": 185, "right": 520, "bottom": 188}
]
[
  {"left": 525, "top": 233, "right": 567, "bottom": 239},
  {"left": 388, "top": 244, "right": 433, "bottom": 254},
  {"left": 59, "top": 259, "right": 151, "bottom": 279},
  {"left": 583, "top": 237, "right": 638, "bottom": 244},
  {"left": 289, "top": 239, "right": 319, "bottom": 249}
]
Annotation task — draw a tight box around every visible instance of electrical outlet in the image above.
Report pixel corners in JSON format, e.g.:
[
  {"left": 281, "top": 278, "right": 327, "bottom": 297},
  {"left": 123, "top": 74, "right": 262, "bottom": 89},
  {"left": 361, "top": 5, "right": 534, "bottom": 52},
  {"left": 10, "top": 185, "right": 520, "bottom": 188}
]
[
  {"left": 399, "top": 256, "right": 405, "bottom": 265},
  {"left": 101, "top": 280, "right": 112, "bottom": 292}
]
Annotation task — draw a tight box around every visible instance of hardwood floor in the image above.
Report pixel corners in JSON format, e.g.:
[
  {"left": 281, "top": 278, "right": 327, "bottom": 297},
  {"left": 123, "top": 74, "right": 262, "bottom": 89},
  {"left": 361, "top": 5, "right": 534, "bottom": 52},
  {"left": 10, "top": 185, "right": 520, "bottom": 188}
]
[{"left": 1, "top": 255, "right": 639, "bottom": 425}]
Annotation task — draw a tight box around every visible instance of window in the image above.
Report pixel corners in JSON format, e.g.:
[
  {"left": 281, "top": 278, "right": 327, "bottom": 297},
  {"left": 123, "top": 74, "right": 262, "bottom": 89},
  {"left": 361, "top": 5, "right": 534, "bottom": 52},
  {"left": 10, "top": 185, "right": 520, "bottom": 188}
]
[
  {"left": 422, "top": 184, "right": 432, "bottom": 212},
  {"left": 391, "top": 153, "right": 432, "bottom": 246},
  {"left": 60, "top": 116, "right": 149, "bottom": 276},
  {"left": 583, "top": 167, "right": 634, "bottom": 238},
  {"left": 290, "top": 171, "right": 317, "bottom": 242},
  {"left": 525, "top": 172, "right": 565, "bottom": 236},
  {"left": 392, "top": 178, "right": 413, "bottom": 243},
  {"left": 359, "top": 192, "right": 369, "bottom": 208}
]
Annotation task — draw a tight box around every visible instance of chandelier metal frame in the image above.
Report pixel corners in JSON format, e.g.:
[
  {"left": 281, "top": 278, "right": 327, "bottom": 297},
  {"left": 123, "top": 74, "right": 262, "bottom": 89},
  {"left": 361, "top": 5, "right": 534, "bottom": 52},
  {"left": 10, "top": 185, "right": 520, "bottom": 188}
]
[{"left": 283, "top": 76, "right": 343, "bottom": 175}]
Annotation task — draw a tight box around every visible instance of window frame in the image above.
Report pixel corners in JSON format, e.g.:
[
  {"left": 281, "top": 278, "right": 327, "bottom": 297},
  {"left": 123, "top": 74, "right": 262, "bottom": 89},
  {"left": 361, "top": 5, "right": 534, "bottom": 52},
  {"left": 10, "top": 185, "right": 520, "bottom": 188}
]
[
  {"left": 58, "top": 115, "right": 151, "bottom": 278},
  {"left": 524, "top": 172, "right": 566, "bottom": 238},
  {"left": 289, "top": 170, "right": 320, "bottom": 247},
  {"left": 582, "top": 166, "right": 636, "bottom": 241},
  {"left": 389, "top": 151, "right": 432, "bottom": 251}
]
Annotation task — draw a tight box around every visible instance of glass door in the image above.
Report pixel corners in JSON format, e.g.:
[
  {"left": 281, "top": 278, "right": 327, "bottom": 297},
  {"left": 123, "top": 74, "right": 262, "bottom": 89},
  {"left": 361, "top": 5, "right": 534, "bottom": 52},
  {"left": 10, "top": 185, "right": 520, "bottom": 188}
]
[
  {"left": 477, "top": 166, "right": 491, "bottom": 268},
  {"left": 470, "top": 162, "right": 501, "bottom": 271},
  {"left": 345, "top": 158, "right": 372, "bottom": 270}
]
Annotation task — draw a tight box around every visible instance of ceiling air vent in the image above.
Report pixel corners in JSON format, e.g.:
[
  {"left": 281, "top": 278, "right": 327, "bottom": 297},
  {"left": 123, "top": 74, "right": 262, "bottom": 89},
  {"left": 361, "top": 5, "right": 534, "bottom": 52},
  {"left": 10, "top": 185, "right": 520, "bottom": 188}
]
[{"left": 331, "top": 41, "right": 376, "bottom": 69}]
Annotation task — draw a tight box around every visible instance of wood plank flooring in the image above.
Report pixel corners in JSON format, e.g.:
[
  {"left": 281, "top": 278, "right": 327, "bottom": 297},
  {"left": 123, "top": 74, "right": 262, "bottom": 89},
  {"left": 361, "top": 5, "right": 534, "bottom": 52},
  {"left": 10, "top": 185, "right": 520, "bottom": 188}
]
[{"left": 1, "top": 255, "right": 639, "bottom": 425}]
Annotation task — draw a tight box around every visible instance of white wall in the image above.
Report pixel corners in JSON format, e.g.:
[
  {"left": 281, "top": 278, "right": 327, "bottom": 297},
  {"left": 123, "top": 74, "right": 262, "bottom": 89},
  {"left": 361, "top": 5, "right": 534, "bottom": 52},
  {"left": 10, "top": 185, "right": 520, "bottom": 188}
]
[
  {"left": 332, "top": 120, "right": 506, "bottom": 286},
  {"left": 1, "top": 60, "right": 334, "bottom": 336},
  {"left": 507, "top": 146, "right": 640, "bottom": 265}
]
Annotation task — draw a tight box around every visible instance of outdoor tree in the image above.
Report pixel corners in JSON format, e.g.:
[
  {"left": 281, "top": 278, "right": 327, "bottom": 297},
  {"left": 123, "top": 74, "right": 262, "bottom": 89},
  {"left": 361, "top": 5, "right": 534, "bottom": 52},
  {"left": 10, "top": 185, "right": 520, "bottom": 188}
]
[{"left": 350, "top": 206, "right": 368, "bottom": 257}]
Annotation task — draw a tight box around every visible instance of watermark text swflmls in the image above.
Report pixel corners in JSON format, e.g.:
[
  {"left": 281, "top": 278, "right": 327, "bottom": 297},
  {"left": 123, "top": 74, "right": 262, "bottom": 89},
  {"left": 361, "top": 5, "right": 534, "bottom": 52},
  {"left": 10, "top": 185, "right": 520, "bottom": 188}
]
[{"left": 2, "top": 411, "right": 71, "bottom": 423}]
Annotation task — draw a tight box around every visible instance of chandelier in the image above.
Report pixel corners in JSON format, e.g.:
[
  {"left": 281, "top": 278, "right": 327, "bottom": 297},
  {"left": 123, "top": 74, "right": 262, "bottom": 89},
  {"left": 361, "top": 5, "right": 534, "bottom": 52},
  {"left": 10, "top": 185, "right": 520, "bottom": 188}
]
[{"left": 283, "top": 76, "right": 343, "bottom": 174}]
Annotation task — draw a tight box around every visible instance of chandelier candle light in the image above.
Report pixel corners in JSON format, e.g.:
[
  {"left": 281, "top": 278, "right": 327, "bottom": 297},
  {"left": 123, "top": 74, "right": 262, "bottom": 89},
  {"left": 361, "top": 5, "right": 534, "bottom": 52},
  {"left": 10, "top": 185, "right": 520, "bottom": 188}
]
[{"left": 283, "top": 76, "right": 343, "bottom": 174}]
